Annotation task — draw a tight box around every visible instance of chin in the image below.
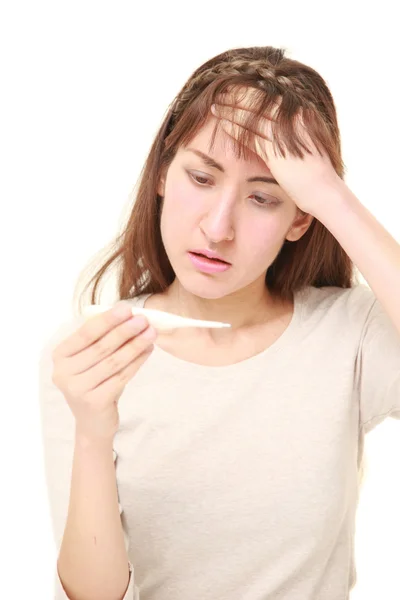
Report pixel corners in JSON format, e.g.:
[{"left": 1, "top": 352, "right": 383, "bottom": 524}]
[
  {"left": 173, "top": 270, "right": 241, "bottom": 300},
  {"left": 167, "top": 251, "right": 251, "bottom": 299}
]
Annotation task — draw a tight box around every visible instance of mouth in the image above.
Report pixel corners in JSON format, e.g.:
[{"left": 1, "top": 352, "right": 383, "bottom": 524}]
[
  {"left": 190, "top": 251, "right": 230, "bottom": 265},
  {"left": 189, "top": 250, "right": 231, "bottom": 265},
  {"left": 187, "top": 251, "right": 232, "bottom": 273}
]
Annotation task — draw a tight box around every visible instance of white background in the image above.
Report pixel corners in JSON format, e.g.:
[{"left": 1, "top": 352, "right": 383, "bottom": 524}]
[{"left": 1, "top": 1, "right": 399, "bottom": 598}]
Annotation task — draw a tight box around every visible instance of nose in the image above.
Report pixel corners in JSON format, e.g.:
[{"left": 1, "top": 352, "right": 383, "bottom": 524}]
[{"left": 199, "top": 194, "right": 235, "bottom": 244}]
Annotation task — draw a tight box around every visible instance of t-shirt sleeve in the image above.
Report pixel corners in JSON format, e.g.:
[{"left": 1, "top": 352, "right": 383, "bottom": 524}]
[
  {"left": 38, "top": 319, "right": 140, "bottom": 599},
  {"left": 356, "top": 295, "right": 400, "bottom": 433}
]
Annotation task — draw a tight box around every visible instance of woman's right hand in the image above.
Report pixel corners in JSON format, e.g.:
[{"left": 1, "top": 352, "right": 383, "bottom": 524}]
[{"left": 51, "top": 301, "right": 157, "bottom": 442}]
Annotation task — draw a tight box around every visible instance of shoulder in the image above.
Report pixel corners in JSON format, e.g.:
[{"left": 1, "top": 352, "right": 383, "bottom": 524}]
[
  {"left": 125, "top": 292, "right": 164, "bottom": 310},
  {"left": 305, "top": 282, "right": 375, "bottom": 308},
  {"left": 301, "top": 283, "right": 376, "bottom": 327}
]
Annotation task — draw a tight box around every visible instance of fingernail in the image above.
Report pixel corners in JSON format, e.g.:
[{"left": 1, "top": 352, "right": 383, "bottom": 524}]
[
  {"left": 141, "top": 326, "right": 156, "bottom": 340},
  {"left": 211, "top": 104, "right": 218, "bottom": 114}
]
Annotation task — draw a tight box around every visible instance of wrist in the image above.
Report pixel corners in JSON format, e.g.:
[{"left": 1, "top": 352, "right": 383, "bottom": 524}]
[{"left": 74, "top": 427, "right": 115, "bottom": 452}]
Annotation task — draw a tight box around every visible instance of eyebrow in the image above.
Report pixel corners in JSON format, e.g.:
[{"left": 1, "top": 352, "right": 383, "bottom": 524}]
[{"left": 186, "top": 148, "right": 280, "bottom": 185}]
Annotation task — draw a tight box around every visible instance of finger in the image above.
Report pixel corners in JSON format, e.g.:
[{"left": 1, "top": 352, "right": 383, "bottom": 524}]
[
  {"left": 218, "top": 118, "right": 273, "bottom": 165},
  {"left": 67, "top": 315, "right": 150, "bottom": 375},
  {"left": 81, "top": 325, "right": 157, "bottom": 390},
  {"left": 218, "top": 116, "right": 272, "bottom": 149},
  {"left": 293, "top": 109, "right": 317, "bottom": 151},
  {"left": 213, "top": 105, "right": 274, "bottom": 142},
  {"left": 89, "top": 342, "right": 155, "bottom": 396},
  {"left": 54, "top": 301, "right": 134, "bottom": 359}
]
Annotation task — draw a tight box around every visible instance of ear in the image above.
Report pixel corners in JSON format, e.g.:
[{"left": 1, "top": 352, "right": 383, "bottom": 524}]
[
  {"left": 157, "top": 177, "right": 165, "bottom": 197},
  {"left": 285, "top": 210, "right": 315, "bottom": 242},
  {"left": 157, "top": 166, "right": 167, "bottom": 197}
]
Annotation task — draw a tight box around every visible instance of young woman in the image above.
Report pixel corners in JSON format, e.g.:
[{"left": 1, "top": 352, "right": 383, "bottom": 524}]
[{"left": 39, "top": 45, "right": 400, "bottom": 600}]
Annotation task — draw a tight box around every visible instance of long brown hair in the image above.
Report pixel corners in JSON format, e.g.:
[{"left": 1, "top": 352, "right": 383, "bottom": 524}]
[{"left": 73, "top": 45, "right": 360, "bottom": 316}]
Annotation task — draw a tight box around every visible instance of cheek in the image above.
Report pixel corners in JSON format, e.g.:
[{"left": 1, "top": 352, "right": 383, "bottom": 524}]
[
  {"left": 162, "top": 178, "right": 202, "bottom": 222},
  {"left": 160, "top": 179, "right": 200, "bottom": 245},
  {"left": 243, "top": 219, "right": 285, "bottom": 258}
]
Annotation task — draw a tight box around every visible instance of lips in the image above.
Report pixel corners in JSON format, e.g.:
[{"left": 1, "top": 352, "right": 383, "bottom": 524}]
[
  {"left": 191, "top": 252, "right": 229, "bottom": 264},
  {"left": 191, "top": 250, "right": 231, "bottom": 265},
  {"left": 188, "top": 252, "right": 232, "bottom": 274}
]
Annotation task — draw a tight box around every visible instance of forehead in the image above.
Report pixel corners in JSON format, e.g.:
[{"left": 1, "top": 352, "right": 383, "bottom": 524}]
[{"left": 180, "top": 115, "right": 273, "bottom": 174}]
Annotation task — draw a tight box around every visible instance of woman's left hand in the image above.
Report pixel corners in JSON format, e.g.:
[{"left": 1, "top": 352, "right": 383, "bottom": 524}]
[{"left": 210, "top": 88, "right": 344, "bottom": 216}]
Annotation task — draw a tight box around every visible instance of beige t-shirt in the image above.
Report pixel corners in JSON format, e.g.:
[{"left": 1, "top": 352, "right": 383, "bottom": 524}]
[{"left": 38, "top": 283, "right": 400, "bottom": 599}]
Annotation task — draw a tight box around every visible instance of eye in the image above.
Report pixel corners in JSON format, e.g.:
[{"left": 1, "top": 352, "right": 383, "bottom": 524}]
[
  {"left": 188, "top": 171, "right": 281, "bottom": 207},
  {"left": 189, "top": 172, "right": 212, "bottom": 186},
  {"left": 250, "top": 194, "right": 281, "bottom": 207}
]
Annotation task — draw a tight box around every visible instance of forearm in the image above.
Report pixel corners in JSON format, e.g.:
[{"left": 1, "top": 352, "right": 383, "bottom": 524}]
[
  {"left": 57, "top": 430, "right": 130, "bottom": 600},
  {"left": 312, "top": 181, "right": 400, "bottom": 336}
]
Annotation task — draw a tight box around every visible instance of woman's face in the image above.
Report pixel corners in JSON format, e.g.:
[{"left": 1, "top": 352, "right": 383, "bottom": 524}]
[{"left": 158, "top": 115, "right": 311, "bottom": 300}]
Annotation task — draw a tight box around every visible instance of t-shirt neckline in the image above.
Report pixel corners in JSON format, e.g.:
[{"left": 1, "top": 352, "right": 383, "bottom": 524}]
[{"left": 133, "top": 287, "right": 309, "bottom": 377}]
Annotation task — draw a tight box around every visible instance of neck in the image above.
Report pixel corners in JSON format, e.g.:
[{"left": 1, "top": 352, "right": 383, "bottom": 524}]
[{"left": 162, "top": 279, "right": 286, "bottom": 341}]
